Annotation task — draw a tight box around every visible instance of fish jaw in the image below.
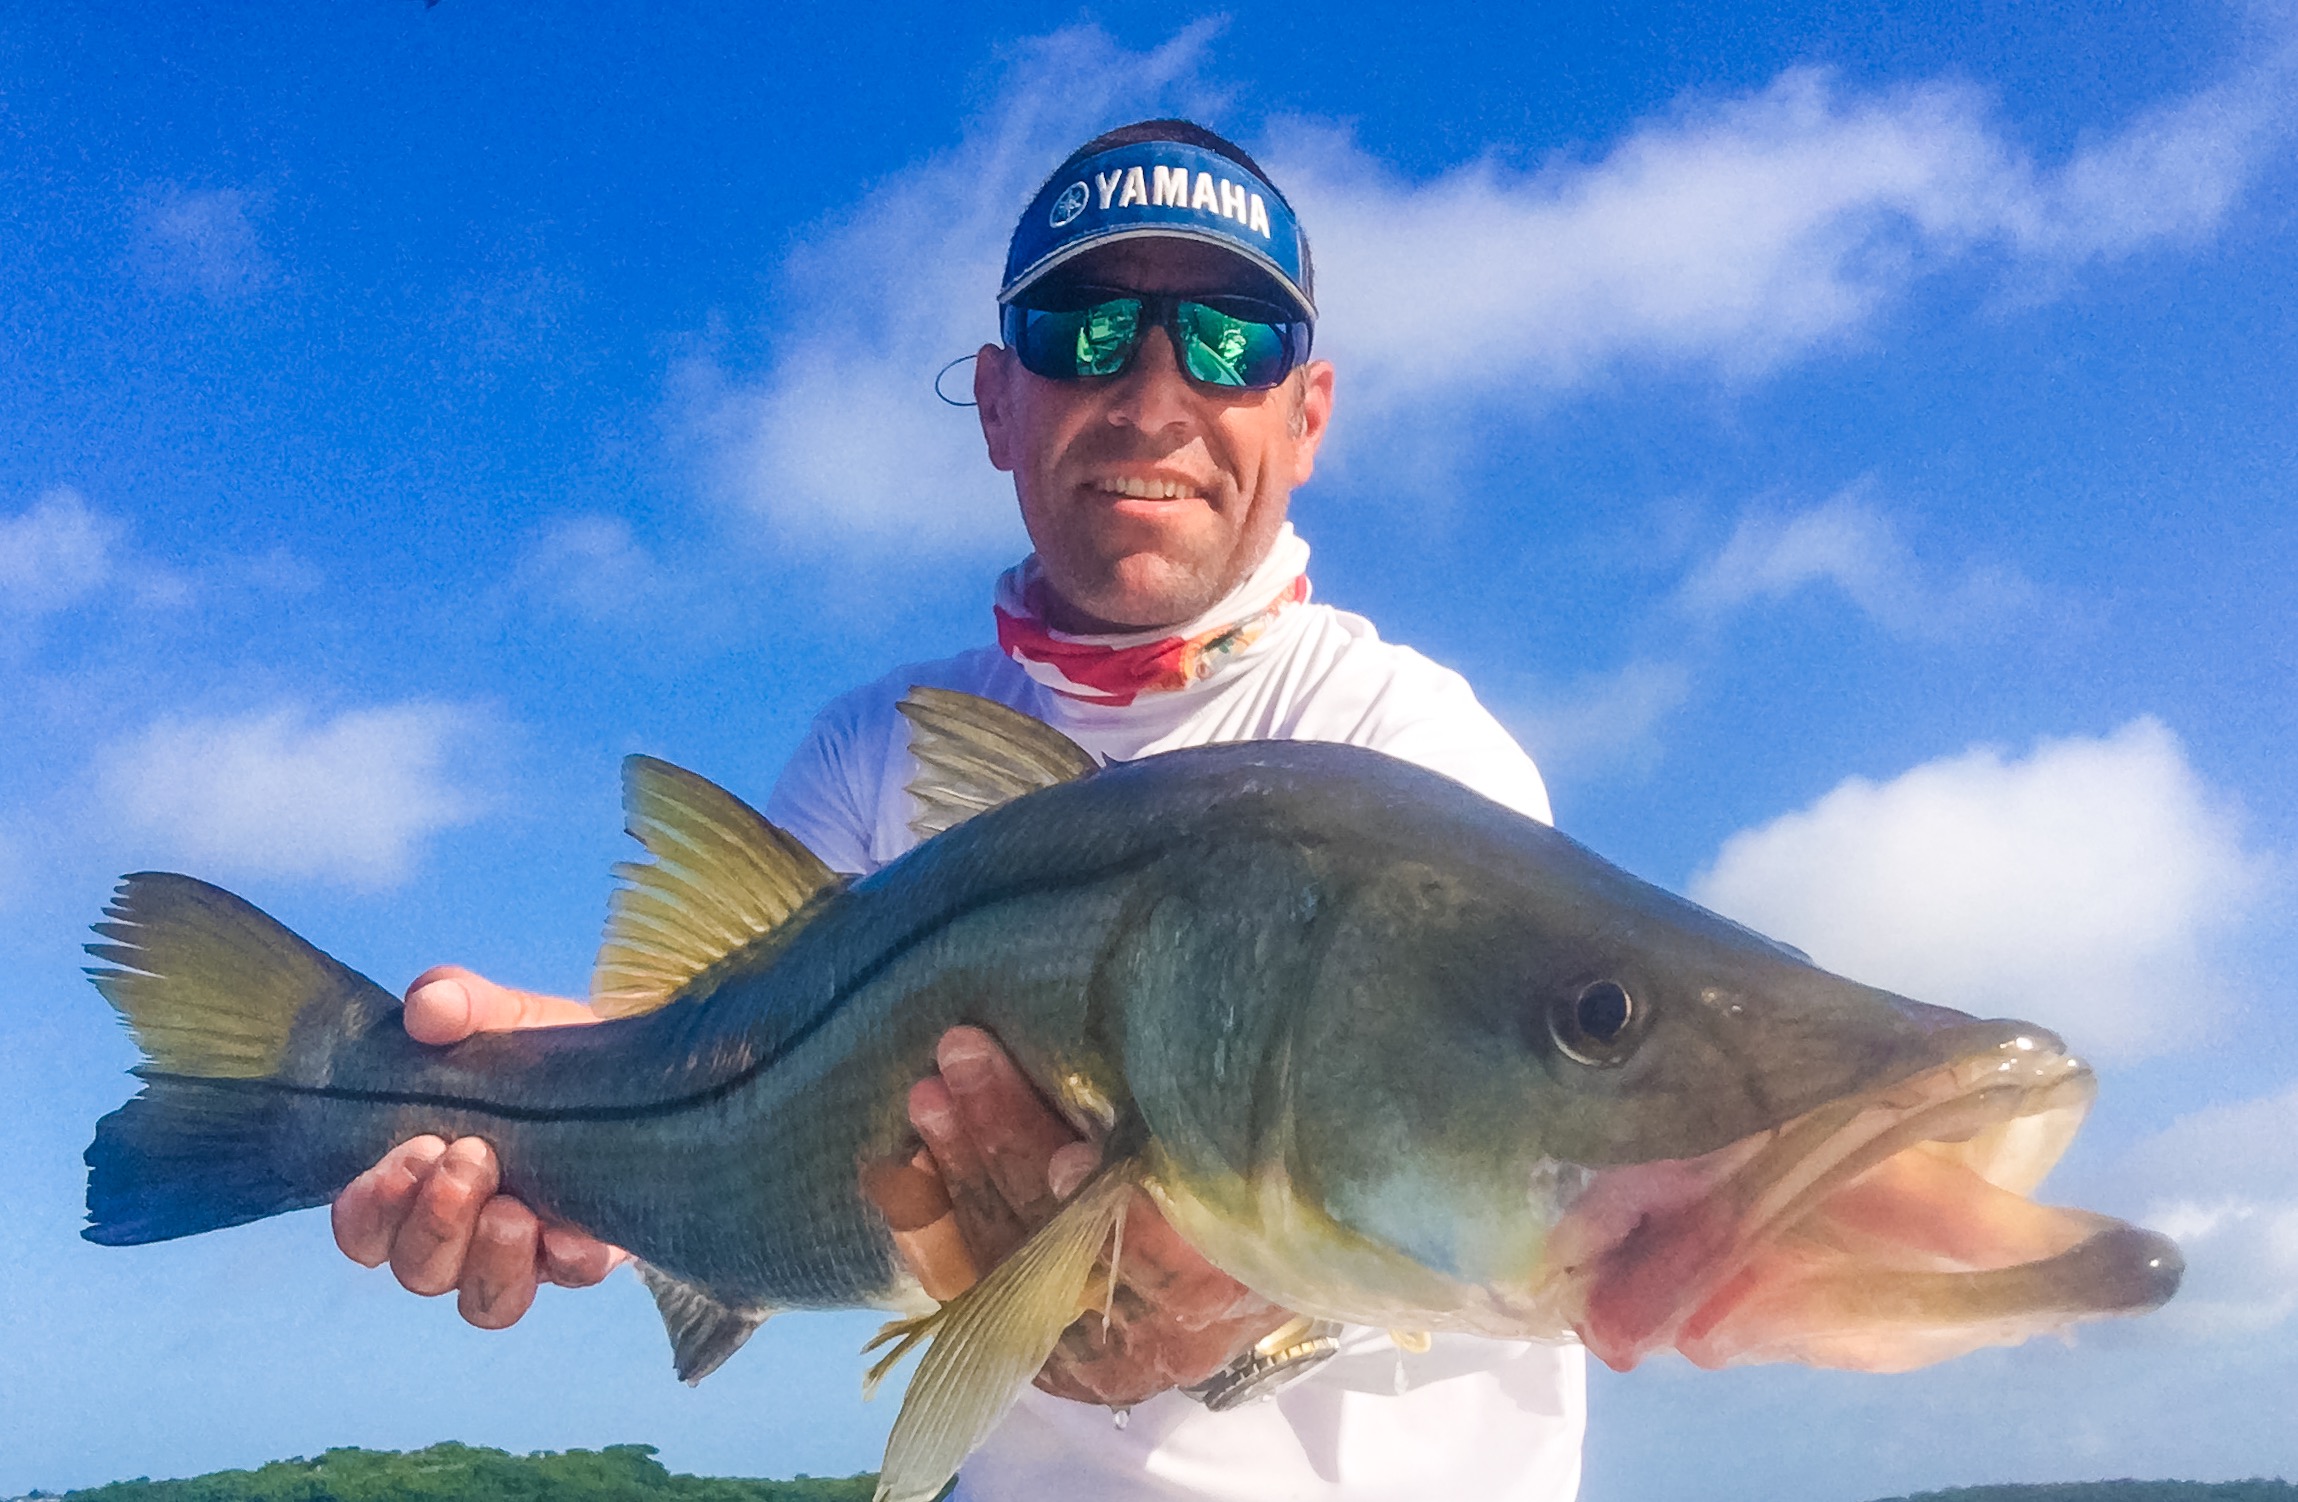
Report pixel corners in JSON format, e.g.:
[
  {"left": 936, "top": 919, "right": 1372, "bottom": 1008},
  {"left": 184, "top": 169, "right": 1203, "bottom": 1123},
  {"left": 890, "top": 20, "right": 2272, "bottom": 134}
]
[{"left": 1543, "top": 1021, "right": 2183, "bottom": 1373}]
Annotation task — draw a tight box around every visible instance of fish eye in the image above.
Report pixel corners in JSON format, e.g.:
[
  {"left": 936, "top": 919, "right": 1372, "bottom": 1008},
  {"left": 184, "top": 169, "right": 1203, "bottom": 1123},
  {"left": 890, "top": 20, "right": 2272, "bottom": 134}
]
[{"left": 1548, "top": 980, "right": 1639, "bottom": 1068}]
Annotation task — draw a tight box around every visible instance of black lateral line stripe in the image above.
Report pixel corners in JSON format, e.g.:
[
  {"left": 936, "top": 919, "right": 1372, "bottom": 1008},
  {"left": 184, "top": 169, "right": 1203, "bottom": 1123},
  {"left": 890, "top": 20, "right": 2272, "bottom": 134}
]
[
  {"left": 146, "top": 850, "right": 1167, "bottom": 1127},
  {"left": 141, "top": 1070, "right": 753, "bottom": 1124}
]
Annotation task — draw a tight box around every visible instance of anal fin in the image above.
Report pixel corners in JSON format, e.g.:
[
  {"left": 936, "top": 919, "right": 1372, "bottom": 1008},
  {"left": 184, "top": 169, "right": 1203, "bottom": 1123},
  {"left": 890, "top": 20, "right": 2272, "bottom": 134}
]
[
  {"left": 634, "top": 1260, "right": 773, "bottom": 1384},
  {"left": 863, "top": 1165, "right": 1136, "bottom": 1502}
]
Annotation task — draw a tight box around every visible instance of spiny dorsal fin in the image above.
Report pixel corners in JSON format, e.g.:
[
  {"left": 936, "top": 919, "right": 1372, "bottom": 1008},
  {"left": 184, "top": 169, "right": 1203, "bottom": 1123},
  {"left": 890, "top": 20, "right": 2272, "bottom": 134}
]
[
  {"left": 863, "top": 1165, "right": 1137, "bottom": 1502},
  {"left": 633, "top": 1260, "right": 774, "bottom": 1383},
  {"left": 897, "top": 687, "right": 1097, "bottom": 843},
  {"left": 591, "top": 756, "right": 838, "bottom": 1018}
]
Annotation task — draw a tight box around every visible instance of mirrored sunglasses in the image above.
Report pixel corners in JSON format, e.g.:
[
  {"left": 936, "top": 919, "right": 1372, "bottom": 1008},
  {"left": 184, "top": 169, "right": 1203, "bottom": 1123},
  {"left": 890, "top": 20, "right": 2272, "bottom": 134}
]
[{"left": 1001, "top": 288, "right": 1313, "bottom": 391}]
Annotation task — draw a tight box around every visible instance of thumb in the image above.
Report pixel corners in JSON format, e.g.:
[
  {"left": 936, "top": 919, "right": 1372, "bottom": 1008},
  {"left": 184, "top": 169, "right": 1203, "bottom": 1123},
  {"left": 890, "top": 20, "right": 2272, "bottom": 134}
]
[
  {"left": 405, "top": 965, "right": 596, "bottom": 1043},
  {"left": 405, "top": 966, "right": 480, "bottom": 1044}
]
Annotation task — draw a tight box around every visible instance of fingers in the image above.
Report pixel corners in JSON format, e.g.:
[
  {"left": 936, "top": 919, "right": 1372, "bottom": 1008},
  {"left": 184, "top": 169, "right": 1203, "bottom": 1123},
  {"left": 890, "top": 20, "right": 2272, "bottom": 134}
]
[
  {"left": 910, "top": 1074, "right": 1032, "bottom": 1269},
  {"left": 935, "top": 1028, "right": 1079, "bottom": 1224},
  {"left": 540, "top": 1226, "right": 627, "bottom": 1288},
  {"left": 333, "top": 1135, "right": 448, "bottom": 1268},
  {"left": 403, "top": 965, "right": 598, "bottom": 1046},
  {"left": 859, "top": 1148, "right": 955, "bottom": 1231},
  {"left": 1037, "top": 1287, "right": 1287, "bottom": 1406},
  {"left": 389, "top": 1136, "right": 501, "bottom": 1297},
  {"left": 378, "top": 968, "right": 607, "bottom": 1319},
  {"left": 862, "top": 1147, "right": 979, "bottom": 1303},
  {"left": 1047, "top": 1141, "right": 1101, "bottom": 1200},
  {"left": 336, "top": 1130, "right": 617, "bottom": 1329},
  {"left": 1104, "top": 1191, "right": 1264, "bottom": 1331},
  {"left": 458, "top": 1195, "right": 542, "bottom": 1329},
  {"left": 1035, "top": 1191, "right": 1289, "bottom": 1405},
  {"left": 891, "top": 1027, "right": 1101, "bottom": 1301},
  {"left": 872, "top": 1025, "right": 1280, "bottom": 1405},
  {"left": 894, "top": 1217, "right": 981, "bottom": 1305},
  {"left": 1031, "top": 1186, "right": 1286, "bottom": 1406}
]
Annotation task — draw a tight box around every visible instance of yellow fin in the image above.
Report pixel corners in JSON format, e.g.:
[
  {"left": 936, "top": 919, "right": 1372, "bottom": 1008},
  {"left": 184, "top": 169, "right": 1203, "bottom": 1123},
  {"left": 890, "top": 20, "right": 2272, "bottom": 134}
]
[
  {"left": 86, "top": 873, "right": 394, "bottom": 1079},
  {"left": 590, "top": 756, "right": 838, "bottom": 1017},
  {"left": 865, "top": 1165, "right": 1136, "bottom": 1502},
  {"left": 1388, "top": 1328, "right": 1433, "bottom": 1354},
  {"left": 897, "top": 687, "right": 1097, "bottom": 843}
]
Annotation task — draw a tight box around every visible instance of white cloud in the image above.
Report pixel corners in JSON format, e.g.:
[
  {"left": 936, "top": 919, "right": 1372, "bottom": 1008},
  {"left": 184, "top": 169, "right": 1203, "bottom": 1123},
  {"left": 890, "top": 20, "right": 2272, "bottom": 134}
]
[
  {"left": 1285, "top": 47, "right": 2297, "bottom": 412},
  {"left": 2118, "top": 1082, "right": 2298, "bottom": 1337},
  {"left": 0, "top": 490, "right": 322, "bottom": 629},
  {"left": 680, "top": 24, "right": 2293, "bottom": 548},
  {"left": 1678, "top": 490, "right": 2034, "bottom": 635},
  {"left": 1689, "top": 719, "right": 2267, "bottom": 1059},
  {"left": 2037, "top": 46, "right": 2294, "bottom": 259},
  {"left": 99, "top": 703, "right": 487, "bottom": 890},
  {"left": 0, "top": 488, "right": 115, "bottom": 617},
  {"left": 131, "top": 186, "right": 272, "bottom": 302},
  {"left": 521, "top": 515, "right": 667, "bottom": 623},
  {"left": 681, "top": 25, "right": 1217, "bottom": 556},
  {"left": 1506, "top": 660, "right": 1691, "bottom": 783}
]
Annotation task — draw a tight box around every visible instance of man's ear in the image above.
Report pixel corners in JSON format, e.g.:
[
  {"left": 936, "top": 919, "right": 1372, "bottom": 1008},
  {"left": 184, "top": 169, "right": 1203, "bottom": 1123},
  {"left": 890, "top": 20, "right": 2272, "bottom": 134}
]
[
  {"left": 975, "top": 344, "right": 1020, "bottom": 473},
  {"left": 1287, "top": 360, "right": 1335, "bottom": 488}
]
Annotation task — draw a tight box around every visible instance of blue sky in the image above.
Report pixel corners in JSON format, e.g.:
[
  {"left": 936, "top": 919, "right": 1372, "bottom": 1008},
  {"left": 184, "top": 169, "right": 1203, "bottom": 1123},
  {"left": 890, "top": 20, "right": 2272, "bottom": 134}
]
[{"left": 3, "top": 2, "right": 2295, "bottom": 1495}]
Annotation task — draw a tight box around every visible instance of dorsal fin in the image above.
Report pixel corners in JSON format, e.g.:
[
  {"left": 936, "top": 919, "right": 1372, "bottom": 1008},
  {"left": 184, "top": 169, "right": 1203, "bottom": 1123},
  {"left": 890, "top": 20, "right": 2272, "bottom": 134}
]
[
  {"left": 898, "top": 687, "right": 1097, "bottom": 842},
  {"left": 590, "top": 756, "right": 838, "bottom": 1018}
]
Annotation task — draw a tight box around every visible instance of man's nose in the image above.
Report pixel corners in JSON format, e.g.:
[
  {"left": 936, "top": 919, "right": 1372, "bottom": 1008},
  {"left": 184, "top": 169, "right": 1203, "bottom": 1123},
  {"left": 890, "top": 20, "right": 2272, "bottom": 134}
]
[{"left": 1105, "top": 325, "right": 1198, "bottom": 431}]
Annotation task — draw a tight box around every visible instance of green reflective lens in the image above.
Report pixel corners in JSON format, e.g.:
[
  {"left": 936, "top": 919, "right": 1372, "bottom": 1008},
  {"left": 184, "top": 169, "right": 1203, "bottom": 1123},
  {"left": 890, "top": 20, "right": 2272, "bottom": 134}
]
[
  {"left": 1004, "top": 289, "right": 1306, "bottom": 389},
  {"left": 1074, "top": 300, "right": 1141, "bottom": 376},
  {"left": 1177, "top": 302, "right": 1285, "bottom": 388}
]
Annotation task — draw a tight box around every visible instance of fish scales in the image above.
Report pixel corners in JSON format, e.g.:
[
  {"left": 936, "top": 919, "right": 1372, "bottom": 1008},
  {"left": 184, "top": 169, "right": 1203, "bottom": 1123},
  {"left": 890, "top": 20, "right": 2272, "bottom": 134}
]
[
  {"left": 78, "top": 693, "right": 2185, "bottom": 1502},
  {"left": 100, "top": 748, "right": 1317, "bottom": 1306}
]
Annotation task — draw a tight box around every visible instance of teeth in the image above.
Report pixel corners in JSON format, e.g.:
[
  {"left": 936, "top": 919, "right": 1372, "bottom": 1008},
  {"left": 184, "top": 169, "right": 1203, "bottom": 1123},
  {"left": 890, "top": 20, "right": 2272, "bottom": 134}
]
[{"left": 1094, "top": 477, "right": 1201, "bottom": 500}]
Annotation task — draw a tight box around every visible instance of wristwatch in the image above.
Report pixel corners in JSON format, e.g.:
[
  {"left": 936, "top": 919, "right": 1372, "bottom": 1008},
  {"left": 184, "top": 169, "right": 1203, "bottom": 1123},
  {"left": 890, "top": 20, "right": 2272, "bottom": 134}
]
[{"left": 1181, "top": 1315, "right": 1345, "bottom": 1411}]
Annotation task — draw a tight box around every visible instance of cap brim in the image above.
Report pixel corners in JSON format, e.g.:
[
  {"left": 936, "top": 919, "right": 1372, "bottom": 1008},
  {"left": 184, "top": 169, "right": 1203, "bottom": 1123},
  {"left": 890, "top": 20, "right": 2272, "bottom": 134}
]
[{"left": 1000, "top": 224, "right": 1315, "bottom": 321}]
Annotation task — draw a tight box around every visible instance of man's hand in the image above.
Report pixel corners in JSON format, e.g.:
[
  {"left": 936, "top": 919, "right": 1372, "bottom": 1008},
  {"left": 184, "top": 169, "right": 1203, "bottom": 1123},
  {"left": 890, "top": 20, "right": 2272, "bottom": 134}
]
[
  {"left": 330, "top": 966, "right": 626, "bottom": 1329},
  {"left": 859, "top": 1026, "right": 1291, "bottom": 1408}
]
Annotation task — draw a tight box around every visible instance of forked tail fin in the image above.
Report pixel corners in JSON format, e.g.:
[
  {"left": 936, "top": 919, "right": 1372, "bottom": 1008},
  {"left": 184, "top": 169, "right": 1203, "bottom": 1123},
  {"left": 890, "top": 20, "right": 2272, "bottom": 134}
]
[{"left": 83, "top": 873, "right": 401, "bottom": 1245}]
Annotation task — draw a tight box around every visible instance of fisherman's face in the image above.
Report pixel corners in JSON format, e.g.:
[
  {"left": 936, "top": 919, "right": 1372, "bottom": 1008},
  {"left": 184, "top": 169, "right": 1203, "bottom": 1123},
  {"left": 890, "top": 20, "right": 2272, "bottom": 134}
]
[{"left": 975, "top": 239, "right": 1334, "bottom": 633}]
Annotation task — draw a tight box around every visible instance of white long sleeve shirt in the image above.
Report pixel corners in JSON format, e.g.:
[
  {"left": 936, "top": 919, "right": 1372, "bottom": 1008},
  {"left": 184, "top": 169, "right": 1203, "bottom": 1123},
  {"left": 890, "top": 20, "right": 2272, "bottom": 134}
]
[{"left": 764, "top": 593, "right": 1586, "bottom": 1502}]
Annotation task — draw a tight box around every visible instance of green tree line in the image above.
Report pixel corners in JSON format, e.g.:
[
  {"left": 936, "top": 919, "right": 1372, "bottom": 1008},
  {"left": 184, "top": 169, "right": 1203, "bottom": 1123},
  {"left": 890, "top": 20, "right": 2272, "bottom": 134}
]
[
  {"left": 19, "top": 1444, "right": 2290, "bottom": 1502},
  {"left": 32, "top": 1443, "right": 874, "bottom": 1502},
  {"left": 1874, "top": 1484, "right": 2297, "bottom": 1502}
]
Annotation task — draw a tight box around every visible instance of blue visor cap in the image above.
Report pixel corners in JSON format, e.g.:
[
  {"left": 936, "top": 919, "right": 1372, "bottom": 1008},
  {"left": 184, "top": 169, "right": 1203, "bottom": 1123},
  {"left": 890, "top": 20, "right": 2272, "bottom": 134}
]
[{"left": 1001, "top": 142, "right": 1315, "bottom": 321}]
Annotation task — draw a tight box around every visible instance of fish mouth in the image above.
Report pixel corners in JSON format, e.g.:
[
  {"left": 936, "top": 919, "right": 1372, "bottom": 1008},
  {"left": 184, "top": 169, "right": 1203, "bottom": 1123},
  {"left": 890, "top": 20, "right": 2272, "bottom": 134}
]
[{"left": 1552, "top": 1020, "right": 2183, "bottom": 1374}]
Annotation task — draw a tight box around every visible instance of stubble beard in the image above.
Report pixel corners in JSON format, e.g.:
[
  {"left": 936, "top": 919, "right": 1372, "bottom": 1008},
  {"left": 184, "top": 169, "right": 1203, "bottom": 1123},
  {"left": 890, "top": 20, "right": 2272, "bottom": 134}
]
[{"left": 1036, "top": 542, "right": 1239, "bottom": 633}]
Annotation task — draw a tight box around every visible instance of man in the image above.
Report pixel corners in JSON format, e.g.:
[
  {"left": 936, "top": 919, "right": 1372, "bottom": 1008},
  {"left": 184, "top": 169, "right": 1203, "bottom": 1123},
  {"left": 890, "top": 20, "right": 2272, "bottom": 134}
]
[{"left": 333, "top": 120, "right": 1587, "bottom": 1501}]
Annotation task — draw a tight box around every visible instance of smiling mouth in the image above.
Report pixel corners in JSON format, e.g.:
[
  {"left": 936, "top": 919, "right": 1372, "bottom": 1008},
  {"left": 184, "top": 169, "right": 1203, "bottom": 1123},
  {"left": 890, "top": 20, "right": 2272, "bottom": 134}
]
[
  {"left": 1092, "top": 476, "right": 1206, "bottom": 501},
  {"left": 1554, "top": 1022, "right": 2183, "bottom": 1373}
]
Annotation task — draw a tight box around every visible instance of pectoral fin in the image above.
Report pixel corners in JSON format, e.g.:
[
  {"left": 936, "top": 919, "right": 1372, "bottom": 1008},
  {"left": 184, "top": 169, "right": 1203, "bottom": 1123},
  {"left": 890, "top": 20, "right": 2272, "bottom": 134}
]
[
  {"left": 864, "top": 1165, "right": 1136, "bottom": 1502},
  {"left": 634, "top": 1260, "right": 773, "bottom": 1384}
]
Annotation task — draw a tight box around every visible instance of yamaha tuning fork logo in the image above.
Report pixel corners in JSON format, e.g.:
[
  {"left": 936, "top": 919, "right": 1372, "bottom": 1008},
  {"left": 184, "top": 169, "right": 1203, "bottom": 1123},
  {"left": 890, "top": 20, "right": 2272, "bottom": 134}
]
[{"left": 1004, "top": 142, "right": 1313, "bottom": 318}]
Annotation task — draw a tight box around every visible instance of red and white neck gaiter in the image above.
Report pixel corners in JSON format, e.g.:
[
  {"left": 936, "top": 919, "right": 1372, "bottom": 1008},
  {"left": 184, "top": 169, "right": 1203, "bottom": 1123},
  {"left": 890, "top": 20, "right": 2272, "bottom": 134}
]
[{"left": 993, "top": 525, "right": 1314, "bottom": 707}]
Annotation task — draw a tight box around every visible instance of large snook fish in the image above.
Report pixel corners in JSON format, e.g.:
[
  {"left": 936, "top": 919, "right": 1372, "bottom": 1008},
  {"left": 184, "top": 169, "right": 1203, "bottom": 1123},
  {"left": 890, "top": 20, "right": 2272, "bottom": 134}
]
[{"left": 81, "top": 691, "right": 2180, "bottom": 1501}]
